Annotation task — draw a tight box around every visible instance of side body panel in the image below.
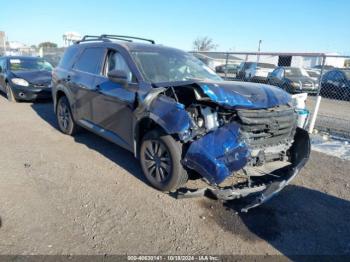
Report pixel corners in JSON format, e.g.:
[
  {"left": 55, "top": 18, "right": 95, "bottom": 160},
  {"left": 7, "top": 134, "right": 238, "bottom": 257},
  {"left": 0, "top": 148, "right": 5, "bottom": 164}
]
[{"left": 92, "top": 75, "right": 137, "bottom": 150}]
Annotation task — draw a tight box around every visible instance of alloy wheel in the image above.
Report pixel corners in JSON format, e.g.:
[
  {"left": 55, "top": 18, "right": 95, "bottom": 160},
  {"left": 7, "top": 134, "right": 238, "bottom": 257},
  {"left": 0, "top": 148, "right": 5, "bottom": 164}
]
[
  {"left": 57, "top": 100, "right": 70, "bottom": 131},
  {"left": 142, "top": 139, "right": 172, "bottom": 183}
]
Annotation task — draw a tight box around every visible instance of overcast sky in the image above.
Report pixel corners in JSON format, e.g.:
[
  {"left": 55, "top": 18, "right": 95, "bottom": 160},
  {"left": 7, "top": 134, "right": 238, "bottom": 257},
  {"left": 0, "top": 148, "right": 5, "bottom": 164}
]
[{"left": 1, "top": 0, "right": 349, "bottom": 54}]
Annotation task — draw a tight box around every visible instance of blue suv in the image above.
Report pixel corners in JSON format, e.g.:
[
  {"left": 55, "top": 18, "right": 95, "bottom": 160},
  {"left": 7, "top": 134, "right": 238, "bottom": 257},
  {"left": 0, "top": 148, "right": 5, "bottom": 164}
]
[{"left": 52, "top": 35, "right": 310, "bottom": 211}]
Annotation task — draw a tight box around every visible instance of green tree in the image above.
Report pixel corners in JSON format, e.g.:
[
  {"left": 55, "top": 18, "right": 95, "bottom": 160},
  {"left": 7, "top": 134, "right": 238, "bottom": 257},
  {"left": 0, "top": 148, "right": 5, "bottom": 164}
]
[{"left": 38, "top": 42, "right": 58, "bottom": 49}]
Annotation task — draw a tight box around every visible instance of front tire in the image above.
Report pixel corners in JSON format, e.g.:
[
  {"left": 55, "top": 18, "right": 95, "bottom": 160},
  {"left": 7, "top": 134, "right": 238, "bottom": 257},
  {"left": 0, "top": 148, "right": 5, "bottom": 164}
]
[
  {"left": 56, "top": 96, "right": 79, "bottom": 136},
  {"left": 140, "top": 130, "right": 188, "bottom": 192},
  {"left": 5, "top": 83, "right": 17, "bottom": 103}
]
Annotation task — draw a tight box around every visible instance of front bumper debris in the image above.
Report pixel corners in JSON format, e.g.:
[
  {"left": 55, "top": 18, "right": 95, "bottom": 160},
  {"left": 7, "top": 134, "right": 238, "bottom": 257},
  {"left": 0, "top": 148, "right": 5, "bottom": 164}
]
[
  {"left": 177, "top": 127, "right": 310, "bottom": 212},
  {"left": 12, "top": 85, "right": 52, "bottom": 101}
]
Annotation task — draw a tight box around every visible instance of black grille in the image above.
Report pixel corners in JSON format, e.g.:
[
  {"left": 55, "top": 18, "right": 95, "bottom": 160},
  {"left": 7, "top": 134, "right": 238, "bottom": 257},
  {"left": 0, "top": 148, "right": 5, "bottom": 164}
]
[{"left": 237, "top": 105, "right": 297, "bottom": 147}]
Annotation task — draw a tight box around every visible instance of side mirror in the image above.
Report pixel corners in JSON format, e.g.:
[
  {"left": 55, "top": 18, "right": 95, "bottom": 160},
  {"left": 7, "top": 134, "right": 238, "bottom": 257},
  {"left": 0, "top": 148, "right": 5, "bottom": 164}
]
[{"left": 108, "top": 70, "right": 128, "bottom": 86}]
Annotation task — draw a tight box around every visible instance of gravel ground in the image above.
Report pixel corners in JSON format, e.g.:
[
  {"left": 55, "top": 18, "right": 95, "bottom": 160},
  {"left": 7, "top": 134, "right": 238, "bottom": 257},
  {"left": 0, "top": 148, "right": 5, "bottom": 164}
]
[{"left": 0, "top": 94, "right": 349, "bottom": 257}]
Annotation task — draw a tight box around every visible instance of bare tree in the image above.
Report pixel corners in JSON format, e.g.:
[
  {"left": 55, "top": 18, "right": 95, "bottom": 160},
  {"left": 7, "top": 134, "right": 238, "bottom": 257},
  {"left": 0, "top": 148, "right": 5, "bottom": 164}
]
[{"left": 192, "top": 36, "right": 218, "bottom": 51}]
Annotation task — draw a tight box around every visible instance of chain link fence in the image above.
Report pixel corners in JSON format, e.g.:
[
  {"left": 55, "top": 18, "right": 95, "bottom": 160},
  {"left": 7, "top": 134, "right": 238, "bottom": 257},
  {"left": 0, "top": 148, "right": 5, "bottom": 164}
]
[
  {"left": 1, "top": 47, "right": 349, "bottom": 138},
  {"left": 191, "top": 51, "right": 350, "bottom": 138},
  {"left": 0, "top": 46, "right": 65, "bottom": 67},
  {"left": 40, "top": 47, "right": 66, "bottom": 67}
]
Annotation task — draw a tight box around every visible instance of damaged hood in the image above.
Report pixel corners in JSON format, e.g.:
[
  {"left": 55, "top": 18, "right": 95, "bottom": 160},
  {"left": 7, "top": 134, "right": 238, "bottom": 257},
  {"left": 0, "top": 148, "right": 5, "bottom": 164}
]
[
  {"left": 155, "top": 80, "right": 292, "bottom": 109},
  {"left": 196, "top": 81, "right": 292, "bottom": 109}
]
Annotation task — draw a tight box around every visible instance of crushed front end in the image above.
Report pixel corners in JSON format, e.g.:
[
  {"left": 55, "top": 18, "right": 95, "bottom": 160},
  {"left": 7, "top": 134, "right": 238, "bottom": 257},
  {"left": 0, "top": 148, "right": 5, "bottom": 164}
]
[
  {"left": 146, "top": 81, "right": 310, "bottom": 211},
  {"left": 180, "top": 103, "right": 310, "bottom": 211}
]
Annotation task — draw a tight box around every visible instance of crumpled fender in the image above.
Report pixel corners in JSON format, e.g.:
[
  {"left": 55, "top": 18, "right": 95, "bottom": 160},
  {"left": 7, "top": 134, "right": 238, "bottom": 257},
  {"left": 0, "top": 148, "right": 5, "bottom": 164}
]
[
  {"left": 183, "top": 122, "right": 250, "bottom": 185},
  {"left": 148, "top": 95, "right": 191, "bottom": 136}
]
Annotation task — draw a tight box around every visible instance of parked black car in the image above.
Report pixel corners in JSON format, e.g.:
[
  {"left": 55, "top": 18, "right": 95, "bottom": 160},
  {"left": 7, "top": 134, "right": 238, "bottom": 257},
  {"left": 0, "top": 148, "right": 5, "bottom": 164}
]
[
  {"left": 267, "top": 67, "right": 319, "bottom": 94},
  {"left": 320, "top": 69, "right": 350, "bottom": 101},
  {"left": 52, "top": 35, "right": 309, "bottom": 212},
  {"left": 215, "top": 64, "right": 239, "bottom": 74},
  {"left": 0, "top": 56, "right": 53, "bottom": 102},
  {"left": 215, "top": 63, "right": 239, "bottom": 80}
]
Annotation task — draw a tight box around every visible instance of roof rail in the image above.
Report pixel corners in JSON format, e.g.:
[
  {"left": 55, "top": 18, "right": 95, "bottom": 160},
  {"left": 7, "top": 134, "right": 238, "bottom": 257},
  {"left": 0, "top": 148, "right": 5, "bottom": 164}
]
[
  {"left": 100, "top": 34, "right": 155, "bottom": 44},
  {"left": 74, "top": 35, "right": 109, "bottom": 44},
  {"left": 75, "top": 34, "right": 155, "bottom": 45}
]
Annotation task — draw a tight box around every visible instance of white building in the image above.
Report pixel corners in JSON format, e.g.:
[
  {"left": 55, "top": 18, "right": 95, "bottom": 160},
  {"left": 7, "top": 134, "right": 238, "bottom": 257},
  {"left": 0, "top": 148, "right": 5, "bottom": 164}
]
[
  {"left": 63, "top": 32, "right": 82, "bottom": 46},
  {"left": 247, "top": 53, "right": 346, "bottom": 68},
  {"left": 5, "top": 41, "right": 37, "bottom": 56}
]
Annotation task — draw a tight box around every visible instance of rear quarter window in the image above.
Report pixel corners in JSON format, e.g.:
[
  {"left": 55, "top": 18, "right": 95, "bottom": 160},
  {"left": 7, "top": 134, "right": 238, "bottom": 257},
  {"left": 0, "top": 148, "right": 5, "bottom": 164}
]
[{"left": 58, "top": 46, "right": 79, "bottom": 69}]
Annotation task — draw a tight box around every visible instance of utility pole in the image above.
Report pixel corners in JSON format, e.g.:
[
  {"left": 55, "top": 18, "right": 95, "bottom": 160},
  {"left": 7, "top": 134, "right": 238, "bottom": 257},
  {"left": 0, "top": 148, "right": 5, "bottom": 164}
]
[{"left": 257, "top": 40, "right": 262, "bottom": 63}]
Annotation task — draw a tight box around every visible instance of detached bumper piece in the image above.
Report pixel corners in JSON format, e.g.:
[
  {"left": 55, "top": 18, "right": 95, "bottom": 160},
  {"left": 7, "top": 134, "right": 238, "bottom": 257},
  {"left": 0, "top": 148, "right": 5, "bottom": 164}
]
[{"left": 178, "top": 128, "right": 310, "bottom": 212}]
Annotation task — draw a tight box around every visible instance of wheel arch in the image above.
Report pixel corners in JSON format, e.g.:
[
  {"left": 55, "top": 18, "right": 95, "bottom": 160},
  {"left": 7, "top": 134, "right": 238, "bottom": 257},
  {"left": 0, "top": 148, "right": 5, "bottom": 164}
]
[
  {"left": 133, "top": 117, "right": 169, "bottom": 158},
  {"left": 53, "top": 85, "right": 74, "bottom": 113}
]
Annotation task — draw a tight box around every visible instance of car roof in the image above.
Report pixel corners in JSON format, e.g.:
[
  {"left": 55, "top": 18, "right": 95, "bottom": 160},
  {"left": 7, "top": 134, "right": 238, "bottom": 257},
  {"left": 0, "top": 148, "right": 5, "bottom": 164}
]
[
  {"left": 2, "top": 56, "right": 41, "bottom": 60},
  {"left": 326, "top": 68, "right": 348, "bottom": 72}
]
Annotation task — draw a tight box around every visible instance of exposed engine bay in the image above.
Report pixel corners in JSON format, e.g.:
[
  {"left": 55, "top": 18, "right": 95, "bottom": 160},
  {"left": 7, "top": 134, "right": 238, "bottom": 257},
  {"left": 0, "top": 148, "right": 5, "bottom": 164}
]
[{"left": 140, "top": 81, "right": 310, "bottom": 211}]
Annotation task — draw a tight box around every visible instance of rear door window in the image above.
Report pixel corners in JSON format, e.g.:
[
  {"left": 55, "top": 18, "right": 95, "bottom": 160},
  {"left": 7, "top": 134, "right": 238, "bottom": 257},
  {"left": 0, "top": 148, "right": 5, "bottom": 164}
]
[{"left": 73, "top": 47, "right": 105, "bottom": 75}]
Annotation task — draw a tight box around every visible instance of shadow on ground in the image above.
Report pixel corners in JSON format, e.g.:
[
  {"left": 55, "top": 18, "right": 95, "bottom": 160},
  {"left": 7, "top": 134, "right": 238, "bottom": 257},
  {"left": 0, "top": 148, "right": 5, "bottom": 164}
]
[
  {"left": 200, "top": 185, "right": 350, "bottom": 256},
  {"left": 31, "top": 102, "right": 148, "bottom": 186}
]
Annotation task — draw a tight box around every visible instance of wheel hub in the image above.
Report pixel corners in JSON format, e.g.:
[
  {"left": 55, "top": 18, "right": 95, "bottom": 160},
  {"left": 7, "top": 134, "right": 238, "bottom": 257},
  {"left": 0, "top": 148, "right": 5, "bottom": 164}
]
[
  {"left": 58, "top": 103, "right": 70, "bottom": 130},
  {"left": 143, "top": 140, "right": 171, "bottom": 183}
]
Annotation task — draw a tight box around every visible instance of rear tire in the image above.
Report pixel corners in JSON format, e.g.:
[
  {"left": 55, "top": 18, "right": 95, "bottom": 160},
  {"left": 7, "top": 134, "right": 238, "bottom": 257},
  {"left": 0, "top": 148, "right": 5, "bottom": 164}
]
[
  {"left": 5, "top": 83, "right": 17, "bottom": 103},
  {"left": 140, "top": 130, "right": 188, "bottom": 192},
  {"left": 56, "top": 96, "right": 79, "bottom": 136}
]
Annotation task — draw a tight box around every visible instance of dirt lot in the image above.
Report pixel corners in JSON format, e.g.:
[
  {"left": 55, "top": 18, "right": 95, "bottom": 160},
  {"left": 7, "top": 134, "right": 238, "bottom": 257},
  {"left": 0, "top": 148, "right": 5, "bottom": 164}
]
[{"left": 0, "top": 94, "right": 350, "bottom": 257}]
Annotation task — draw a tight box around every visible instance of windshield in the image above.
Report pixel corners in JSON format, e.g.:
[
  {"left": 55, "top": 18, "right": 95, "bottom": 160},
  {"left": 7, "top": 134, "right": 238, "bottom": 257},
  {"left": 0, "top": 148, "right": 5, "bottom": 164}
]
[
  {"left": 285, "top": 68, "right": 309, "bottom": 77},
  {"left": 131, "top": 50, "right": 222, "bottom": 83},
  {"left": 9, "top": 58, "right": 53, "bottom": 71}
]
